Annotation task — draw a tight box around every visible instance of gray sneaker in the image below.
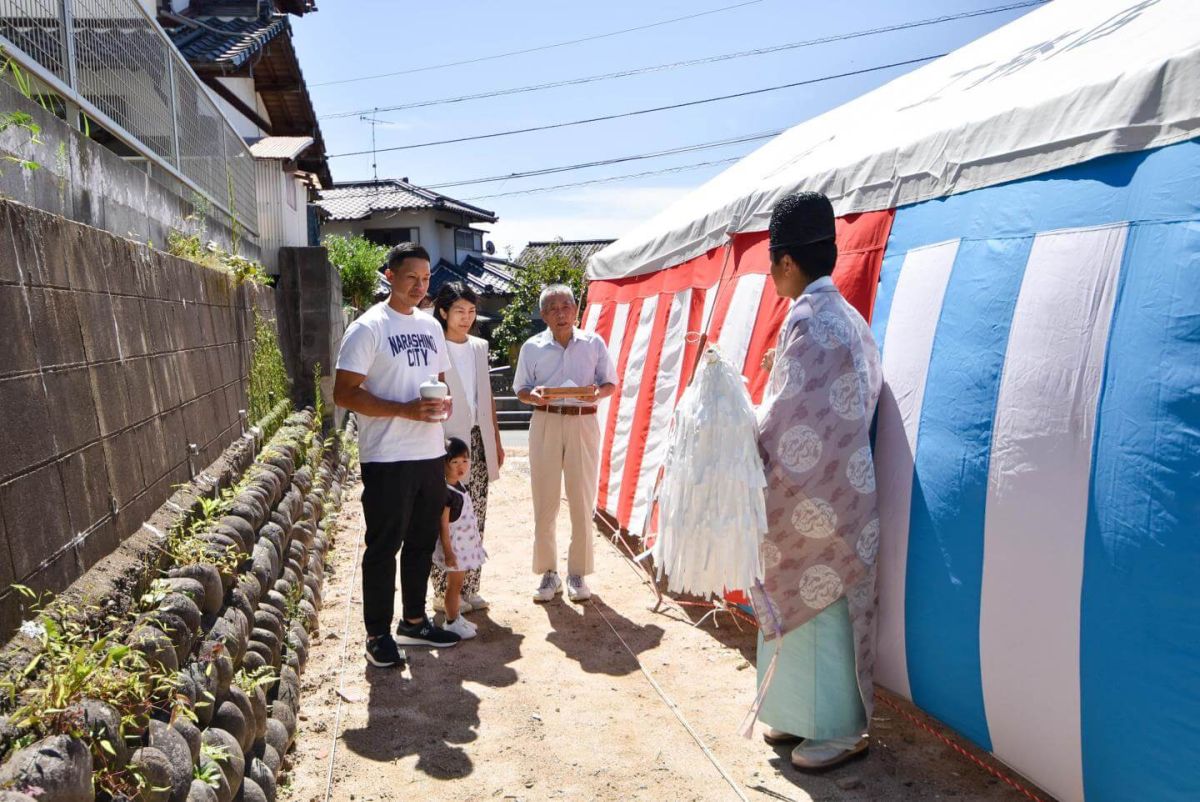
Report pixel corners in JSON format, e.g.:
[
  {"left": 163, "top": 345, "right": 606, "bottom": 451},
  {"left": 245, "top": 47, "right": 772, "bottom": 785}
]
[
  {"left": 533, "top": 571, "right": 562, "bottom": 603},
  {"left": 566, "top": 575, "right": 592, "bottom": 603}
]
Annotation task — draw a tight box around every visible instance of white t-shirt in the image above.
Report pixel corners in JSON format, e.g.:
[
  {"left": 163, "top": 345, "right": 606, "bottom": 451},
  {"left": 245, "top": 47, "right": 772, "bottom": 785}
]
[
  {"left": 447, "top": 339, "right": 478, "bottom": 426},
  {"left": 336, "top": 303, "right": 451, "bottom": 463}
]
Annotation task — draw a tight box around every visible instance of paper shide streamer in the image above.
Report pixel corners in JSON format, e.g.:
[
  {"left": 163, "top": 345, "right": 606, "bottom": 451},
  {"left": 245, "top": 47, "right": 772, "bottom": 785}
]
[{"left": 649, "top": 346, "right": 767, "bottom": 599}]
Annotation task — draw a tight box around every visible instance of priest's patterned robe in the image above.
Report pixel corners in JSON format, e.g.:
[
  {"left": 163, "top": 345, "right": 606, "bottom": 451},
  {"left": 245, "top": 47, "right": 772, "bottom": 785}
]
[{"left": 751, "top": 275, "right": 883, "bottom": 726}]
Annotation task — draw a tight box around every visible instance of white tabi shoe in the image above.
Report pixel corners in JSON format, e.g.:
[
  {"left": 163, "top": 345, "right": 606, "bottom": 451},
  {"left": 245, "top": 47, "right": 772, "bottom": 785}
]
[
  {"left": 790, "top": 737, "right": 869, "bottom": 771},
  {"left": 464, "top": 593, "right": 489, "bottom": 610},
  {"left": 763, "top": 727, "right": 804, "bottom": 746}
]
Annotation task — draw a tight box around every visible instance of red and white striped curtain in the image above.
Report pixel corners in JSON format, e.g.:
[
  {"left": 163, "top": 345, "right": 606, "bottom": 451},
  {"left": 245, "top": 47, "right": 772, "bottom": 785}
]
[{"left": 584, "top": 210, "right": 895, "bottom": 536}]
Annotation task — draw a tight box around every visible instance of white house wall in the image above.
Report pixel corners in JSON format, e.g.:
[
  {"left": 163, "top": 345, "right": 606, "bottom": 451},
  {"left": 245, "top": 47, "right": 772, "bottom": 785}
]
[
  {"left": 436, "top": 223, "right": 455, "bottom": 265},
  {"left": 255, "top": 160, "right": 308, "bottom": 274},
  {"left": 322, "top": 211, "right": 443, "bottom": 264},
  {"left": 211, "top": 77, "right": 271, "bottom": 140},
  {"left": 320, "top": 210, "right": 489, "bottom": 268}
]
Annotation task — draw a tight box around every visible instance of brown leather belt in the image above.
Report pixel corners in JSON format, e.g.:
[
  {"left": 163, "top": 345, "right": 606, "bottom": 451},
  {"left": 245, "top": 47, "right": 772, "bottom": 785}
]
[{"left": 536, "top": 405, "right": 598, "bottom": 416}]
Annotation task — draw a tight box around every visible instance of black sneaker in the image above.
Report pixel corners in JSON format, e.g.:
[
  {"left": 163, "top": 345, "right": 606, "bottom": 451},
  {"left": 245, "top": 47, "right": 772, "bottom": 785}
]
[
  {"left": 395, "top": 616, "right": 461, "bottom": 647},
  {"left": 365, "top": 634, "right": 406, "bottom": 667}
]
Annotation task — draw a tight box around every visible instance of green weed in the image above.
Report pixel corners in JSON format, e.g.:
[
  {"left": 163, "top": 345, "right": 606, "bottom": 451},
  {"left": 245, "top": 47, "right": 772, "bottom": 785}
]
[
  {"left": 1, "top": 587, "right": 179, "bottom": 798},
  {"left": 249, "top": 312, "right": 290, "bottom": 423}
]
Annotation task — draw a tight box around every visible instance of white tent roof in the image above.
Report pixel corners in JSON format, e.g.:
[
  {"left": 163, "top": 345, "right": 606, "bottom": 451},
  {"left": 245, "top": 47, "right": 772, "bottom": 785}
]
[{"left": 589, "top": 0, "right": 1200, "bottom": 281}]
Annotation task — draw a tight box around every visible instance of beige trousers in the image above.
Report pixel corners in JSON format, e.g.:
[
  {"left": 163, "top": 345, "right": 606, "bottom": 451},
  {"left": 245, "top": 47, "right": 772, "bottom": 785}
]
[{"left": 529, "top": 409, "right": 600, "bottom": 576}]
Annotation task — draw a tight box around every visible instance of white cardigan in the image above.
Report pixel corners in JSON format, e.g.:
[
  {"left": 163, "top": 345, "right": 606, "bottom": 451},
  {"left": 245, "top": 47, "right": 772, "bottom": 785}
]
[{"left": 443, "top": 334, "right": 500, "bottom": 481}]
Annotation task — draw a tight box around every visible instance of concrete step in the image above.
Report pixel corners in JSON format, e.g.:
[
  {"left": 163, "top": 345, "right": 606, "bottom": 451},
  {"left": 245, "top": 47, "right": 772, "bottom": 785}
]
[
  {"left": 498, "top": 404, "right": 531, "bottom": 431},
  {"left": 495, "top": 395, "right": 526, "bottom": 412}
]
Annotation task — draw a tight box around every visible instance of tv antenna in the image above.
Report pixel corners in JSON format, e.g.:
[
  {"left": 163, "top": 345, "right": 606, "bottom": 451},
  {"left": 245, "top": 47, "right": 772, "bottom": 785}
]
[{"left": 359, "top": 108, "right": 386, "bottom": 183}]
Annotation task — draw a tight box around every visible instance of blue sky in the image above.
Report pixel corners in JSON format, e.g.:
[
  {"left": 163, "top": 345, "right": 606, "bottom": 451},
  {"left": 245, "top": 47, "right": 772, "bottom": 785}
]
[{"left": 293, "top": 1, "right": 1043, "bottom": 257}]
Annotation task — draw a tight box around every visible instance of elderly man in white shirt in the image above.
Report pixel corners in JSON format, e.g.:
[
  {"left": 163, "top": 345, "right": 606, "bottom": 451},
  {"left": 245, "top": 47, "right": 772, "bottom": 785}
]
[{"left": 515, "top": 284, "right": 617, "bottom": 603}]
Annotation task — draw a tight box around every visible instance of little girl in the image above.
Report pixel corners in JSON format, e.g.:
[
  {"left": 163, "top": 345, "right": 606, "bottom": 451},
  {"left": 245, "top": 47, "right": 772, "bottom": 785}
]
[{"left": 433, "top": 437, "right": 488, "bottom": 640}]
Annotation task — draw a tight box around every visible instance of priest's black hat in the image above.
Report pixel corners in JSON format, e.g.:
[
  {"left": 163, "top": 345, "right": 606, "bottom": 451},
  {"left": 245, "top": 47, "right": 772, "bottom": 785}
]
[{"left": 768, "top": 191, "right": 836, "bottom": 251}]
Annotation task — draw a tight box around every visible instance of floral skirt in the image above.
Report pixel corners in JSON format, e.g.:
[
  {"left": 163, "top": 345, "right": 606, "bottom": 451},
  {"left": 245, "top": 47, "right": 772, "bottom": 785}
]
[{"left": 431, "top": 425, "right": 489, "bottom": 598}]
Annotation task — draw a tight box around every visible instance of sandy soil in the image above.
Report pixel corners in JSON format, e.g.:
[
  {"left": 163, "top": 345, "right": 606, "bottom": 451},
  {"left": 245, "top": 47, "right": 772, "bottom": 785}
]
[{"left": 282, "top": 450, "right": 1045, "bottom": 802}]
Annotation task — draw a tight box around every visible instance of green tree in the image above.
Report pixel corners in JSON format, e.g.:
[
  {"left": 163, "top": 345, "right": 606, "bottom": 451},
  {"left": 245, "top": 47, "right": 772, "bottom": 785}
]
[
  {"left": 324, "top": 234, "right": 387, "bottom": 311},
  {"left": 492, "top": 250, "right": 589, "bottom": 364}
]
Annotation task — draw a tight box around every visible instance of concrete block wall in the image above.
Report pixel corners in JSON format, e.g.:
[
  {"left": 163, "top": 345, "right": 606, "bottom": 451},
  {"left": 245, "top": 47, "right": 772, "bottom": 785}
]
[
  {"left": 275, "top": 246, "right": 344, "bottom": 421},
  {"left": 0, "top": 197, "right": 271, "bottom": 637}
]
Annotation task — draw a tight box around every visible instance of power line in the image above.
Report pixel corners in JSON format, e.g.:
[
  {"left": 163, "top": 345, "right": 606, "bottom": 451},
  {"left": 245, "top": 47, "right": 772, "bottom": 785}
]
[
  {"left": 461, "top": 157, "right": 745, "bottom": 201},
  {"left": 429, "top": 130, "right": 779, "bottom": 188},
  {"left": 326, "top": 54, "right": 943, "bottom": 159},
  {"left": 427, "top": 130, "right": 782, "bottom": 189},
  {"left": 320, "top": 1, "right": 1047, "bottom": 119},
  {"left": 323, "top": 131, "right": 780, "bottom": 202},
  {"left": 318, "top": 130, "right": 782, "bottom": 205},
  {"left": 310, "top": 0, "right": 764, "bottom": 88},
  {"left": 317, "top": 130, "right": 779, "bottom": 209}
]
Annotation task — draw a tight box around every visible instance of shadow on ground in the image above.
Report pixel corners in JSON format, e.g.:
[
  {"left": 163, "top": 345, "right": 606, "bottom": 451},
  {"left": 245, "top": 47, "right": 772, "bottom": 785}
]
[
  {"left": 764, "top": 740, "right": 876, "bottom": 796},
  {"left": 341, "top": 616, "right": 524, "bottom": 780},
  {"left": 541, "top": 596, "right": 664, "bottom": 676}
]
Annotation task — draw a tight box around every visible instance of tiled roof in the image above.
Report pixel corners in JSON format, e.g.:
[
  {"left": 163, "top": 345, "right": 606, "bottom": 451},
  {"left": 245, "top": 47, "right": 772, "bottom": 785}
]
[
  {"left": 516, "top": 239, "right": 616, "bottom": 270},
  {"left": 429, "top": 257, "right": 516, "bottom": 298},
  {"left": 166, "top": 14, "right": 289, "bottom": 69},
  {"left": 465, "top": 256, "right": 517, "bottom": 294},
  {"left": 429, "top": 260, "right": 476, "bottom": 296},
  {"left": 483, "top": 254, "right": 521, "bottom": 273},
  {"left": 248, "top": 136, "right": 313, "bottom": 160},
  {"left": 316, "top": 179, "right": 498, "bottom": 223}
]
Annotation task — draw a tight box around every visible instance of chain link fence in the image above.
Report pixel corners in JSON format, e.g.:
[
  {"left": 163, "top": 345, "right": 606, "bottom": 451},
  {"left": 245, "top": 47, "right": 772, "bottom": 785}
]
[{"left": 0, "top": 0, "right": 259, "bottom": 237}]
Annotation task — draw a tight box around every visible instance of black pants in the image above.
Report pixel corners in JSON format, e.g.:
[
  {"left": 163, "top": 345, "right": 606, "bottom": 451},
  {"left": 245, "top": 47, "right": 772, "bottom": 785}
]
[{"left": 360, "top": 457, "right": 445, "bottom": 636}]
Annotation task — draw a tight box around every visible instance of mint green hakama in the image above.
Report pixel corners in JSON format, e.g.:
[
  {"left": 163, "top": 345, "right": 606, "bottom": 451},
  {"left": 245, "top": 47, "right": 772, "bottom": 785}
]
[{"left": 755, "top": 597, "right": 867, "bottom": 740}]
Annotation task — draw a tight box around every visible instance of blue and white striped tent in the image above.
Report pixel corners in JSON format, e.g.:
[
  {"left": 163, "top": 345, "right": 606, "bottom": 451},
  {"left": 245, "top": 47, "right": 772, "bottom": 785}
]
[
  {"left": 872, "top": 140, "right": 1199, "bottom": 802},
  {"left": 589, "top": 1, "right": 1200, "bottom": 799}
]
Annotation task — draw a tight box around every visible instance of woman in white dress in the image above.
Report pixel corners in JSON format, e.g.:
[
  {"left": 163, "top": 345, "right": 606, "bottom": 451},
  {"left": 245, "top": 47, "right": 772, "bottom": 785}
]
[{"left": 430, "top": 282, "right": 504, "bottom": 612}]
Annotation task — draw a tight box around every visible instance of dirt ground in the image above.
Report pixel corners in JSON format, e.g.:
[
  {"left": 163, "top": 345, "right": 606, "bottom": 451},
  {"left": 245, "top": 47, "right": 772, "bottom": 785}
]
[{"left": 282, "top": 449, "right": 1044, "bottom": 802}]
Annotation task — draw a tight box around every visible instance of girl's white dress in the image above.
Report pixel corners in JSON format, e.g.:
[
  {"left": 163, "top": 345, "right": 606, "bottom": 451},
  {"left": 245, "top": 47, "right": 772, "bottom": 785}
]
[{"left": 433, "top": 482, "right": 488, "bottom": 572}]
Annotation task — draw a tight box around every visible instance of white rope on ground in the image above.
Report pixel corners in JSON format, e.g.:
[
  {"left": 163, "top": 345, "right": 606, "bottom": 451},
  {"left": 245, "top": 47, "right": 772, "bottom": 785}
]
[
  {"left": 323, "top": 522, "right": 364, "bottom": 802},
  {"left": 591, "top": 602, "right": 751, "bottom": 802}
]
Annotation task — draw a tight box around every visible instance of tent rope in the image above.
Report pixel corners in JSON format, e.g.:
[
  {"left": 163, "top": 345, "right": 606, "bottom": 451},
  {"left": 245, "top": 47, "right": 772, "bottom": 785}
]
[
  {"left": 874, "top": 693, "right": 1048, "bottom": 802},
  {"left": 592, "top": 601, "right": 751, "bottom": 802}
]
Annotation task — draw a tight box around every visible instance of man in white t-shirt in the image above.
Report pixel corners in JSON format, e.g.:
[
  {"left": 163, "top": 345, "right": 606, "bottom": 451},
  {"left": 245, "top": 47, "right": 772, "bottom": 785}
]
[{"left": 334, "top": 243, "right": 462, "bottom": 668}]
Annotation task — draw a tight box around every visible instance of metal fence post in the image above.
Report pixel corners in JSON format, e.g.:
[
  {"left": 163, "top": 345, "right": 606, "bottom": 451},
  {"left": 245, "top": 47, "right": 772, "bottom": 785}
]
[
  {"left": 57, "top": 0, "right": 82, "bottom": 130},
  {"left": 166, "top": 56, "right": 181, "bottom": 169},
  {"left": 219, "top": 121, "right": 237, "bottom": 234}
]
